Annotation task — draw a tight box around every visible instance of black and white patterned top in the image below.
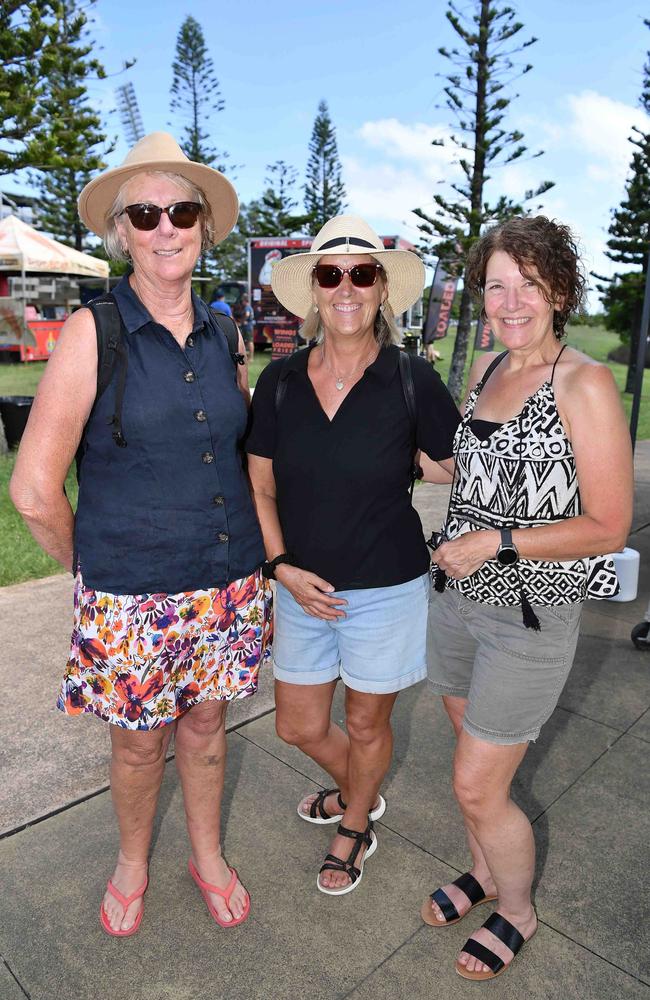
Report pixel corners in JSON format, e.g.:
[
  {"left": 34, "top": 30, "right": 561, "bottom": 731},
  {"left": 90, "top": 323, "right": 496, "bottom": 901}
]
[{"left": 440, "top": 352, "right": 618, "bottom": 606}]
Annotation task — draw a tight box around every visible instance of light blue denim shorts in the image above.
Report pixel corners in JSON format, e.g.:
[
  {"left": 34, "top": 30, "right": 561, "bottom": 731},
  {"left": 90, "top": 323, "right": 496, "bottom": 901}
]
[{"left": 273, "top": 573, "right": 430, "bottom": 694}]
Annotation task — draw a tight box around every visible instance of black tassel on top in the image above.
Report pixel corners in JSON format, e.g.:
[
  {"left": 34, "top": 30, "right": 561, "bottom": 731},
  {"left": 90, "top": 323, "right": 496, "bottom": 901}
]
[
  {"left": 520, "top": 588, "right": 541, "bottom": 631},
  {"left": 434, "top": 567, "right": 448, "bottom": 593}
]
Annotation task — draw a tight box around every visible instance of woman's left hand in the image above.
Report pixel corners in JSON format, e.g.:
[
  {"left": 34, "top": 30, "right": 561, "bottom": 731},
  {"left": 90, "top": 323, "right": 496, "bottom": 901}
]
[{"left": 433, "top": 530, "right": 498, "bottom": 580}]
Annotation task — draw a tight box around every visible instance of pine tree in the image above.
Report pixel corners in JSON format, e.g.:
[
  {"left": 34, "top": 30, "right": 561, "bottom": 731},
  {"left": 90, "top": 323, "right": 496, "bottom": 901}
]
[
  {"left": 304, "top": 100, "right": 346, "bottom": 230},
  {"left": 257, "top": 161, "right": 311, "bottom": 236},
  {"left": 31, "top": 0, "right": 113, "bottom": 251},
  {"left": 169, "top": 15, "right": 229, "bottom": 173},
  {"left": 596, "top": 21, "right": 650, "bottom": 390},
  {"left": 414, "top": 0, "right": 553, "bottom": 401},
  {"left": 0, "top": 1, "right": 66, "bottom": 173}
]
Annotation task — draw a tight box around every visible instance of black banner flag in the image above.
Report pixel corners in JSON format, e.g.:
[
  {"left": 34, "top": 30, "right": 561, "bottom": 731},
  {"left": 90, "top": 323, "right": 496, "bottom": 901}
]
[
  {"left": 474, "top": 317, "right": 494, "bottom": 352},
  {"left": 423, "top": 259, "right": 458, "bottom": 343}
]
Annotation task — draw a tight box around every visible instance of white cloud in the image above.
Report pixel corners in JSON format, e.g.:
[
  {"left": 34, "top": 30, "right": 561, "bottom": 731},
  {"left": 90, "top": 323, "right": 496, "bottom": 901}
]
[{"left": 565, "top": 90, "right": 650, "bottom": 184}]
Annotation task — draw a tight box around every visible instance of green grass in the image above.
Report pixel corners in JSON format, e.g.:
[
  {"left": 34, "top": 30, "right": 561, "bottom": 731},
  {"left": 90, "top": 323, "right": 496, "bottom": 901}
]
[
  {"left": 0, "top": 454, "right": 78, "bottom": 586},
  {"left": 2, "top": 326, "right": 648, "bottom": 587}
]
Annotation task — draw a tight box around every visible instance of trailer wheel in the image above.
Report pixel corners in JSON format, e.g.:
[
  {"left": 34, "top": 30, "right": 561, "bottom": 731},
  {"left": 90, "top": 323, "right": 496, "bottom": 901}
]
[{"left": 631, "top": 621, "right": 650, "bottom": 649}]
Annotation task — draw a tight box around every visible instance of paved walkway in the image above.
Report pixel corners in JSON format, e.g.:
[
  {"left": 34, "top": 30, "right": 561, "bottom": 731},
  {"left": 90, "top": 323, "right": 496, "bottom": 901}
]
[{"left": 1, "top": 454, "right": 650, "bottom": 1000}]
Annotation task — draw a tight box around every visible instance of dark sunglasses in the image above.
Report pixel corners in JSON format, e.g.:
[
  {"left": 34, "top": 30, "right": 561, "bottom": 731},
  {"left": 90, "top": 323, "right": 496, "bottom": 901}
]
[
  {"left": 313, "top": 262, "right": 383, "bottom": 289},
  {"left": 119, "top": 201, "right": 202, "bottom": 231}
]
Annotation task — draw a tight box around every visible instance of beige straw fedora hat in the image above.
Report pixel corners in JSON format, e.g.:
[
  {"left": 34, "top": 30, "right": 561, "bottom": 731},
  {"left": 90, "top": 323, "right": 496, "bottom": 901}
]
[
  {"left": 271, "top": 214, "right": 425, "bottom": 319},
  {"left": 78, "top": 131, "right": 239, "bottom": 244}
]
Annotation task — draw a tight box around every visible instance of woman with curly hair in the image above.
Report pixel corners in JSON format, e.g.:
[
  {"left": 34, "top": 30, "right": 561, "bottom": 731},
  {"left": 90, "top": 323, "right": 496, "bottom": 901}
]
[{"left": 419, "top": 216, "right": 633, "bottom": 980}]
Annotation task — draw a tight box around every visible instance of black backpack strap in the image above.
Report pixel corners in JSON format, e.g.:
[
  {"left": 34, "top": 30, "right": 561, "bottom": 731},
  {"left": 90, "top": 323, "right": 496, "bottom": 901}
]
[
  {"left": 87, "top": 293, "right": 129, "bottom": 448},
  {"left": 210, "top": 309, "right": 246, "bottom": 366},
  {"left": 398, "top": 350, "right": 421, "bottom": 498},
  {"left": 274, "top": 356, "right": 294, "bottom": 413}
]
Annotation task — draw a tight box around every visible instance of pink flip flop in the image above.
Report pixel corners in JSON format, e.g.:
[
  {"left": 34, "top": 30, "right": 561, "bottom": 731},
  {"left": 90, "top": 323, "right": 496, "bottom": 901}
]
[
  {"left": 188, "top": 858, "right": 250, "bottom": 928},
  {"left": 99, "top": 876, "right": 148, "bottom": 937}
]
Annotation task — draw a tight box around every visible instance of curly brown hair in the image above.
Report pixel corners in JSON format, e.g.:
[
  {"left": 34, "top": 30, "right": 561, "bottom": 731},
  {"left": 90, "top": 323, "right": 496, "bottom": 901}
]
[{"left": 464, "top": 216, "right": 586, "bottom": 338}]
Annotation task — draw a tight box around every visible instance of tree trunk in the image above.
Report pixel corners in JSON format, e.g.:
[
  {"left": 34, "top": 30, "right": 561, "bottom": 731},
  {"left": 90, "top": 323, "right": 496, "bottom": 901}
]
[
  {"left": 446, "top": 0, "right": 489, "bottom": 402},
  {"left": 625, "top": 296, "right": 645, "bottom": 392}
]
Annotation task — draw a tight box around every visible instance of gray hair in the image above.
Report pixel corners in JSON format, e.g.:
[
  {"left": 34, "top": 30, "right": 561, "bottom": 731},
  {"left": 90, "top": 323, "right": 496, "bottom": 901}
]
[
  {"left": 103, "top": 170, "right": 217, "bottom": 261},
  {"left": 300, "top": 258, "right": 401, "bottom": 347}
]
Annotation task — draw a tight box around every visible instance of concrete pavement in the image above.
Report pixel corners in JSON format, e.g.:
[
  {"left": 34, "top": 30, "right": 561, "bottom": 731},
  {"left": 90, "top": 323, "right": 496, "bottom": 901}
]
[{"left": 1, "top": 456, "right": 649, "bottom": 1000}]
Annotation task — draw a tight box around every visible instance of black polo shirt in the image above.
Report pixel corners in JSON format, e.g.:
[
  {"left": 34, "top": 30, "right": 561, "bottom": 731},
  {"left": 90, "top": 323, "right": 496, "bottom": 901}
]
[{"left": 245, "top": 344, "right": 460, "bottom": 591}]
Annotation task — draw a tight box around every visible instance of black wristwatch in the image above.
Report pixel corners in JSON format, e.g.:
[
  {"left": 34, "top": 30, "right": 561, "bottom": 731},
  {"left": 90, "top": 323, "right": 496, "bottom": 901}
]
[
  {"left": 261, "top": 553, "right": 295, "bottom": 580},
  {"left": 495, "top": 528, "right": 519, "bottom": 567}
]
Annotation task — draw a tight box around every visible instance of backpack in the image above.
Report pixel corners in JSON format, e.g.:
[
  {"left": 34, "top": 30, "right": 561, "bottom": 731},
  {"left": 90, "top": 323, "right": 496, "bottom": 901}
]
[
  {"left": 273, "top": 347, "right": 422, "bottom": 497},
  {"left": 86, "top": 292, "right": 245, "bottom": 448}
]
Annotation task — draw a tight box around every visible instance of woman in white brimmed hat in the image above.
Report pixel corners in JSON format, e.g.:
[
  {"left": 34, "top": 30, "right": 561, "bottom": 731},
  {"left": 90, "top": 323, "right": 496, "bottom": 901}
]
[
  {"left": 10, "top": 133, "right": 272, "bottom": 935},
  {"left": 246, "top": 214, "right": 460, "bottom": 896}
]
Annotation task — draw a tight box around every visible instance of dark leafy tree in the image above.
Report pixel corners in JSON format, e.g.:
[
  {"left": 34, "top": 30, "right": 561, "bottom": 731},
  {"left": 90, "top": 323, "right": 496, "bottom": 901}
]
[
  {"left": 31, "top": 0, "right": 113, "bottom": 251},
  {"left": 208, "top": 200, "right": 264, "bottom": 283},
  {"left": 0, "top": 1, "right": 67, "bottom": 173},
  {"left": 257, "top": 161, "right": 312, "bottom": 236},
  {"left": 169, "top": 15, "right": 229, "bottom": 173},
  {"left": 304, "top": 100, "right": 346, "bottom": 230},
  {"left": 595, "top": 20, "right": 650, "bottom": 389},
  {"left": 414, "top": 0, "right": 553, "bottom": 401}
]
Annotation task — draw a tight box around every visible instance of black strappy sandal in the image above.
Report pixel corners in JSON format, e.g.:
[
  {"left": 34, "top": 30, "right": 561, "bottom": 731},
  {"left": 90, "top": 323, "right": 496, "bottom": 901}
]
[
  {"left": 455, "top": 912, "right": 536, "bottom": 981},
  {"left": 297, "top": 788, "right": 387, "bottom": 825},
  {"left": 317, "top": 822, "right": 377, "bottom": 896},
  {"left": 421, "top": 872, "right": 497, "bottom": 927}
]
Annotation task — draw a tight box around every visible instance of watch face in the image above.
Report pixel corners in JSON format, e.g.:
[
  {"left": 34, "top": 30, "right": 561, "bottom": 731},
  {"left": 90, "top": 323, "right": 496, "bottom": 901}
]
[{"left": 497, "top": 546, "right": 518, "bottom": 566}]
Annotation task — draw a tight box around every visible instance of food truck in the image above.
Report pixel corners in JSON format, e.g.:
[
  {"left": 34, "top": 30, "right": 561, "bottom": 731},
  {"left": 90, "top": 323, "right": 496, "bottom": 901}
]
[
  {"left": 0, "top": 215, "right": 109, "bottom": 361},
  {"left": 248, "top": 235, "right": 423, "bottom": 357}
]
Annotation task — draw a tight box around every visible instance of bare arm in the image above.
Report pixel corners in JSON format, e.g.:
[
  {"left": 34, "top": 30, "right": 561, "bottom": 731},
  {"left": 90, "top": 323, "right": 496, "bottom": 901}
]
[
  {"left": 434, "top": 363, "right": 633, "bottom": 579},
  {"left": 235, "top": 328, "right": 251, "bottom": 405},
  {"left": 9, "top": 309, "right": 98, "bottom": 571},
  {"left": 419, "top": 354, "right": 494, "bottom": 485},
  {"left": 247, "top": 453, "right": 347, "bottom": 619}
]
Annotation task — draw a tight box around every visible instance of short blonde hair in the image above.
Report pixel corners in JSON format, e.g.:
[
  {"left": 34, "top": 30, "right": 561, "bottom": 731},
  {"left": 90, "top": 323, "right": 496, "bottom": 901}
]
[{"left": 103, "top": 170, "right": 216, "bottom": 261}]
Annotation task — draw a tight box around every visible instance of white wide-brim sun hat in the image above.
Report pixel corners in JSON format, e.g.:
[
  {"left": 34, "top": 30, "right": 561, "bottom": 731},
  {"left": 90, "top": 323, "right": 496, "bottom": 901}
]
[
  {"left": 271, "top": 214, "right": 425, "bottom": 319},
  {"left": 78, "top": 131, "right": 239, "bottom": 244}
]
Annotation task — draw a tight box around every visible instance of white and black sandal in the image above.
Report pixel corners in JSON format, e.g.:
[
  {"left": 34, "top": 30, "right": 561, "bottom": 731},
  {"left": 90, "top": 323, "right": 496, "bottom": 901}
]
[
  {"left": 317, "top": 822, "right": 377, "bottom": 896},
  {"left": 297, "top": 787, "right": 386, "bottom": 825}
]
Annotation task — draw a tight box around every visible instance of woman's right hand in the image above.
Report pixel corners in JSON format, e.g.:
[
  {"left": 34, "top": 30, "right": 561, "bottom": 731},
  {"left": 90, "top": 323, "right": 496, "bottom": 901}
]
[{"left": 274, "top": 564, "right": 347, "bottom": 620}]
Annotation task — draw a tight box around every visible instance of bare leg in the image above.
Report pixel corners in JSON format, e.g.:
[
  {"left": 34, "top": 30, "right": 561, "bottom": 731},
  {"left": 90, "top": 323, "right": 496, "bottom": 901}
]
[
  {"left": 453, "top": 730, "right": 537, "bottom": 974},
  {"left": 276, "top": 679, "right": 384, "bottom": 822},
  {"left": 174, "top": 700, "right": 247, "bottom": 923},
  {"left": 319, "top": 688, "right": 398, "bottom": 891},
  {"left": 102, "top": 723, "right": 172, "bottom": 932},
  {"left": 424, "top": 696, "right": 496, "bottom": 924}
]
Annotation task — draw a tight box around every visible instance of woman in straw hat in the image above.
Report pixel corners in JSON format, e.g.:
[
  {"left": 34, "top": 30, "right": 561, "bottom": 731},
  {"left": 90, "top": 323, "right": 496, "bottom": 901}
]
[
  {"left": 246, "top": 214, "right": 460, "bottom": 895},
  {"left": 10, "top": 132, "right": 272, "bottom": 934}
]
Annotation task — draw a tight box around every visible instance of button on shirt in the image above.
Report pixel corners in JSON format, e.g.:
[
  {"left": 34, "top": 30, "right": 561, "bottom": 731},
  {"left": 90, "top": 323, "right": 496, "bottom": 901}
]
[
  {"left": 75, "top": 275, "right": 264, "bottom": 594},
  {"left": 245, "top": 345, "right": 460, "bottom": 590}
]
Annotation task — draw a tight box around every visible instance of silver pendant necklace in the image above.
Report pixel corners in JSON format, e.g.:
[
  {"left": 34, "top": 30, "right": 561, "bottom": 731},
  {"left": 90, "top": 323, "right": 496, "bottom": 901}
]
[{"left": 321, "top": 343, "right": 377, "bottom": 390}]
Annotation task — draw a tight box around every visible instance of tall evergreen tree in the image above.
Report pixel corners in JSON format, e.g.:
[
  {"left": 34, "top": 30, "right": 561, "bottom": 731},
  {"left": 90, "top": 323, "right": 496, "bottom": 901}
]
[
  {"left": 0, "top": 1, "right": 66, "bottom": 173},
  {"left": 31, "top": 0, "right": 113, "bottom": 251},
  {"left": 257, "top": 161, "right": 311, "bottom": 235},
  {"left": 414, "top": 0, "right": 553, "bottom": 401},
  {"left": 304, "top": 100, "right": 346, "bottom": 230},
  {"left": 169, "top": 15, "right": 229, "bottom": 173},
  {"left": 596, "top": 20, "right": 650, "bottom": 390}
]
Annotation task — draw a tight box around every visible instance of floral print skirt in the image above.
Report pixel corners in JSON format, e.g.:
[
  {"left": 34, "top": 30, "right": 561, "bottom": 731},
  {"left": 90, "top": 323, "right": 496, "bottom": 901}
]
[{"left": 58, "top": 569, "right": 273, "bottom": 730}]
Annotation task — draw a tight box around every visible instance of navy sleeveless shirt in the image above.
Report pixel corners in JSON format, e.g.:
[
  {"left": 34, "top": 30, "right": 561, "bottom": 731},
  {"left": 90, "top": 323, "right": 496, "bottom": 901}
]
[{"left": 74, "top": 275, "right": 264, "bottom": 595}]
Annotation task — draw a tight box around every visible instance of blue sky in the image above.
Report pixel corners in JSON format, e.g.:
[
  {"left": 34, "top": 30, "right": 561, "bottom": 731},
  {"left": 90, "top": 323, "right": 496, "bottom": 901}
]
[{"left": 8, "top": 0, "right": 650, "bottom": 301}]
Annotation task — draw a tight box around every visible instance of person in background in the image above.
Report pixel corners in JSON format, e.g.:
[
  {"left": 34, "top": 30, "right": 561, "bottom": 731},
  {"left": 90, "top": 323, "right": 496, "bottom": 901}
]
[
  {"left": 420, "top": 215, "right": 633, "bottom": 981},
  {"left": 233, "top": 292, "right": 255, "bottom": 362},
  {"left": 10, "top": 132, "right": 272, "bottom": 937},
  {"left": 210, "top": 290, "right": 233, "bottom": 317}
]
